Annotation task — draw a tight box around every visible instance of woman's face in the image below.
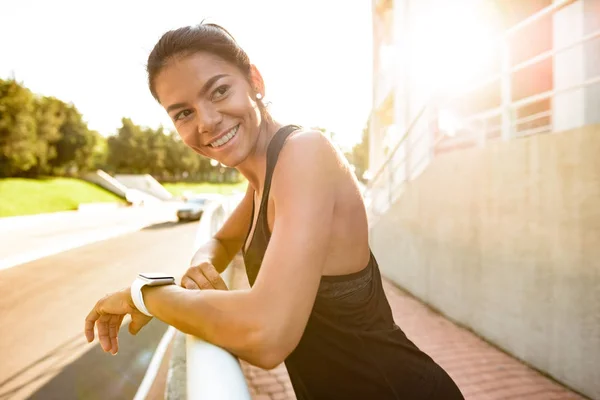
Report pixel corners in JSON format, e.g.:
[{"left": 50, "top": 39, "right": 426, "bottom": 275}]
[{"left": 154, "top": 51, "right": 264, "bottom": 167}]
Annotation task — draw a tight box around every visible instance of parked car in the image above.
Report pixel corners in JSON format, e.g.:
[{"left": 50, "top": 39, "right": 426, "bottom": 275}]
[{"left": 176, "top": 196, "right": 208, "bottom": 222}]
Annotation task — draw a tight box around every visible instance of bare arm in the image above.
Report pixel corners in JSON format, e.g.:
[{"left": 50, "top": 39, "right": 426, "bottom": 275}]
[
  {"left": 87, "top": 131, "right": 339, "bottom": 368},
  {"left": 144, "top": 131, "right": 337, "bottom": 367},
  {"left": 181, "top": 185, "right": 254, "bottom": 290},
  {"left": 189, "top": 184, "right": 254, "bottom": 273}
]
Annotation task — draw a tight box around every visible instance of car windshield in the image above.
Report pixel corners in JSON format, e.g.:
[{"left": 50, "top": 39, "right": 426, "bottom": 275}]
[{"left": 187, "top": 198, "right": 207, "bottom": 205}]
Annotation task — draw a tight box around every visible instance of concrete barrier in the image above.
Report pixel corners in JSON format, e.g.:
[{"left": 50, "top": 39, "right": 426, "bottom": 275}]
[
  {"left": 115, "top": 174, "right": 173, "bottom": 201},
  {"left": 369, "top": 124, "right": 600, "bottom": 399},
  {"left": 166, "top": 195, "right": 251, "bottom": 400},
  {"left": 83, "top": 169, "right": 129, "bottom": 198},
  {"left": 77, "top": 202, "right": 122, "bottom": 212}
]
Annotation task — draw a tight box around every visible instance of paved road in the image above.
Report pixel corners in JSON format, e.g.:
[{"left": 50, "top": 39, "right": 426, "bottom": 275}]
[
  {"left": 0, "top": 220, "right": 198, "bottom": 400},
  {"left": 0, "top": 204, "right": 180, "bottom": 271}
]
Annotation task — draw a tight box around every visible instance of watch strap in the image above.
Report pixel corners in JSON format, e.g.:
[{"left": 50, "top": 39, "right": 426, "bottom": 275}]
[{"left": 131, "top": 278, "right": 153, "bottom": 317}]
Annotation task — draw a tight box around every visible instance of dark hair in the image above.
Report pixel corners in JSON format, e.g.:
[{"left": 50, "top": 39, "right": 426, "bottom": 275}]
[{"left": 147, "top": 22, "right": 270, "bottom": 120}]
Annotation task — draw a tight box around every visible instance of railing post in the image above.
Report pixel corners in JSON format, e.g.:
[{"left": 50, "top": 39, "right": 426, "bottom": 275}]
[
  {"left": 501, "top": 38, "right": 513, "bottom": 140},
  {"left": 180, "top": 197, "right": 252, "bottom": 400},
  {"left": 405, "top": 132, "right": 411, "bottom": 182},
  {"left": 479, "top": 118, "right": 488, "bottom": 148},
  {"left": 386, "top": 163, "right": 393, "bottom": 209},
  {"left": 427, "top": 105, "right": 437, "bottom": 162}
]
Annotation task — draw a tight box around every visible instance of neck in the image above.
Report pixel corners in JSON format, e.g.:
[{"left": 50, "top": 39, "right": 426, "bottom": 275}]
[{"left": 236, "top": 119, "right": 282, "bottom": 193}]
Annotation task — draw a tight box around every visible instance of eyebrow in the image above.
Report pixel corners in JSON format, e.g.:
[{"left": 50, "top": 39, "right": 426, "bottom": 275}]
[{"left": 166, "top": 74, "right": 230, "bottom": 113}]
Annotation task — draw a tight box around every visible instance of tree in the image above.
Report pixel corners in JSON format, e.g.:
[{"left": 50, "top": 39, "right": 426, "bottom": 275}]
[
  {"left": 107, "top": 118, "right": 149, "bottom": 174},
  {"left": 50, "top": 103, "right": 98, "bottom": 175},
  {"left": 345, "top": 122, "right": 370, "bottom": 183},
  {"left": 0, "top": 79, "right": 37, "bottom": 177},
  {"left": 90, "top": 133, "right": 108, "bottom": 171},
  {"left": 163, "top": 131, "right": 199, "bottom": 180},
  {"left": 145, "top": 126, "right": 168, "bottom": 178},
  {"left": 32, "top": 96, "right": 67, "bottom": 175}
]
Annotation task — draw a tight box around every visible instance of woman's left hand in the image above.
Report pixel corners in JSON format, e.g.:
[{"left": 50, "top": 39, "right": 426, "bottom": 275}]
[{"left": 84, "top": 288, "right": 152, "bottom": 355}]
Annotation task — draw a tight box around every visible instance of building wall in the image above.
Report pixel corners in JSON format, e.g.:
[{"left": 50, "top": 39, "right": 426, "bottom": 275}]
[
  {"left": 584, "top": 0, "right": 600, "bottom": 125},
  {"left": 369, "top": 125, "right": 600, "bottom": 399},
  {"left": 552, "top": 0, "right": 600, "bottom": 131}
]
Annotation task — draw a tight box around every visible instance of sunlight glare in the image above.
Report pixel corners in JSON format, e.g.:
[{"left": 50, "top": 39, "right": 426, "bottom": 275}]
[{"left": 408, "top": 0, "right": 500, "bottom": 98}]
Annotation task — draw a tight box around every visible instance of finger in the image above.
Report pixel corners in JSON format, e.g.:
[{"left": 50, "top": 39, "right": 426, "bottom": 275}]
[
  {"left": 181, "top": 276, "right": 200, "bottom": 290},
  {"left": 181, "top": 275, "right": 201, "bottom": 290},
  {"left": 187, "top": 266, "right": 215, "bottom": 290},
  {"left": 109, "top": 314, "right": 121, "bottom": 355},
  {"left": 199, "top": 264, "right": 228, "bottom": 290},
  {"left": 117, "top": 314, "right": 125, "bottom": 329},
  {"left": 85, "top": 308, "right": 101, "bottom": 342},
  {"left": 116, "top": 314, "right": 125, "bottom": 345},
  {"left": 97, "top": 315, "right": 113, "bottom": 352},
  {"left": 129, "top": 312, "right": 152, "bottom": 335}
]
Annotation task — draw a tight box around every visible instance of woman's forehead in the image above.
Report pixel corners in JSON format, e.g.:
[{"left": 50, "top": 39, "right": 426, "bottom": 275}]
[{"left": 154, "top": 52, "right": 240, "bottom": 103}]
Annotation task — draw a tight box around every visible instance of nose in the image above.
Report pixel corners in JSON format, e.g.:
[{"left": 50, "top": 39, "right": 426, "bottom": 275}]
[{"left": 197, "top": 102, "right": 223, "bottom": 136}]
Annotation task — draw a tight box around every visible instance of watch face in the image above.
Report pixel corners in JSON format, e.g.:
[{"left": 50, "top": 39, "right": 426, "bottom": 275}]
[{"left": 140, "top": 272, "right": 173, "bottom": 280}]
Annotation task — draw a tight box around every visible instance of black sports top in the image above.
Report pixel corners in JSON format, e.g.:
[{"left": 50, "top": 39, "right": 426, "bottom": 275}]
[{"left": 242, "top": 125, "right": 464, "bottom": 399}]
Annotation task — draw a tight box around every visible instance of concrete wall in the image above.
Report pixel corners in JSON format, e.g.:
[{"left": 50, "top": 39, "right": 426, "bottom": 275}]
[
  {"left": 114, "top": 174, "right": 173, "bottom": 201},
  {"left": 370, "top": 125, "right": 600, "bottom": 399},
  {"left": 584, "top": 0, "right": 600, "bottom": 125},
  {"left": 83, "top": 170, "right": 128, "bottom": 198}
]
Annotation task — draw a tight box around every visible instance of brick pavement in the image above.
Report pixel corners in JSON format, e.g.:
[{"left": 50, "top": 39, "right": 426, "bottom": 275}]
[{"left": 229, "top": 258, "right": 585, "bottom": 400}]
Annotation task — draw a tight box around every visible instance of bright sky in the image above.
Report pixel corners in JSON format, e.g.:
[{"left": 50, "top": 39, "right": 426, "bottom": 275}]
[{"left": 0, "top": 0, "right": 372, "bottom": 150}]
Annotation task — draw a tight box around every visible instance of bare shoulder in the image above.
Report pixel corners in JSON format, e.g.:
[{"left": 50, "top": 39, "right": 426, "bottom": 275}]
[
  {"left": 281, "top": 128, "right": 345, "bottom": 171},
  {"left": 271, "top": 128, "right": 343, "bottom": 196}
]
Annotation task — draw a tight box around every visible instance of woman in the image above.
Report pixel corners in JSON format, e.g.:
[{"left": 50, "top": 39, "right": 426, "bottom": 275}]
[{"left": 84, "top": 23, "right": 464, "bottom": 399}]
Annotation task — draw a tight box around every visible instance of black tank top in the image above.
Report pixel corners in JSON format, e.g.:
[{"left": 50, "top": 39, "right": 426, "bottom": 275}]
[{"left": 242, "top": 125, "right": 464, "bottom": 400}]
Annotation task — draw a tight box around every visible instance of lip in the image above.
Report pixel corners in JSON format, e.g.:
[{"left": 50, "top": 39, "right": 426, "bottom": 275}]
[
  {"left": 207, "top": 124, "right": 240, "bottom": 147},
  {"left": 208, "top": 124, "right": 241, "bottom": 152}
]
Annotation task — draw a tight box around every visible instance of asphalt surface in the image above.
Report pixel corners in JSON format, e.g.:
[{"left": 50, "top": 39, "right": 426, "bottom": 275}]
[{"left": 0, "top": 220, "right": 199, "bottom": 400}]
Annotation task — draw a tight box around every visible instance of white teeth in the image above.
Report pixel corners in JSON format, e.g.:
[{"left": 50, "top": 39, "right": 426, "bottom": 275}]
[{"left": 210, "top": 125, "right": 239, "bottom": 148}]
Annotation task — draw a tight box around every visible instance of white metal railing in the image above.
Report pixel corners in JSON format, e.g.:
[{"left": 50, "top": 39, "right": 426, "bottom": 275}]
[
  {"left": 184, "top": 195, "right": 251, "bottom": 399},
  {"left": 365, "top": 0, "right": 600, "bottom": 222}
]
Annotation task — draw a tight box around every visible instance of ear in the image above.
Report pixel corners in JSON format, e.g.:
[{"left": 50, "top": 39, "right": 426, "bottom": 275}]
[{"left": 249, "top": 64, "right": 266, "bottom": 99}]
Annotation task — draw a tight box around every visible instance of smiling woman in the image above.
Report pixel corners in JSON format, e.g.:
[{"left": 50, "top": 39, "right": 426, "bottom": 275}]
[
  {"left": 84, "top": 22, "right": 465, "bottom": 400},
  {"left": 146, "top": 24, "right": 273, "bottom": 169}
]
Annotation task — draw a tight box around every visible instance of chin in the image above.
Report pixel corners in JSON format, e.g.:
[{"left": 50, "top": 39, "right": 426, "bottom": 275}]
[{"left": 221, "top": 153, "right": 245, "bottom": 168}]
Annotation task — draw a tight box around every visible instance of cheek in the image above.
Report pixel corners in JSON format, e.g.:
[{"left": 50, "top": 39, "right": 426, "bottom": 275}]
[
  {"left": 178, "top": 127, "right": 204, "bottom": 154},
  {"left": 226, "top": 91, "right": 258, "bottom": 118}
]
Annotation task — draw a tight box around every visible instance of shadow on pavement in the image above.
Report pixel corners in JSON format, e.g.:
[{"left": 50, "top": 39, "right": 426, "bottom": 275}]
[
  {"left": 0, "top": 334, "right": 84, "bottom": 399},
  {"left": 0, "top": 319, "right": 169, "bottom": 400},
  {"left": 142, "top": 221, "right": 186, "bottom": 230}
]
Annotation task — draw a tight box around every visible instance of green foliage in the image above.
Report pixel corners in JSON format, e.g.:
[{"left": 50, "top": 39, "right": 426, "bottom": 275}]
[
  {"left": 162, "top": 131, "right": 200, "bottom": 180},
  {"left": 32, "top": 96, "right": 65, "bottom": 175},
  {"left": 0, "top": 78, "right": 103, "bottom": 177},
  {"left": 344, "top": 122, "right": 370, "bottom": 182},
  {"left": 107, "top": 118, "right": 147, "bottom": 174},
  {"left": 0, "top": 79, "right": 37, "bottom": 176},
  {"left": 51, "top": 103, "right": 99, "bottom": 175}
]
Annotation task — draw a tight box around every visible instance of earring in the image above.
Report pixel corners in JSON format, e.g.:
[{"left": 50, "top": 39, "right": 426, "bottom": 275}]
[{"left": 256, "top": 93, "right": 263, "bottom": 100}]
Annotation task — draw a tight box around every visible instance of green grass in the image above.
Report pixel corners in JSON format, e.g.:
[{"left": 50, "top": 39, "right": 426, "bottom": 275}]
[
  {"left": 163, "top": 181, "right": 248, "bottom": 197},
  {"left": 0, "top": 177, "right": 125, "bottom": 217}
]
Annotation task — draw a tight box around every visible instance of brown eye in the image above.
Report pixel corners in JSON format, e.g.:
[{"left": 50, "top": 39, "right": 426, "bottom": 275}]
[
  {"left": 174, "top": 109, "right": 193, "bottom": 121},
  {"left": 212, "top": 85, "right": 230, "bottom": 101}
]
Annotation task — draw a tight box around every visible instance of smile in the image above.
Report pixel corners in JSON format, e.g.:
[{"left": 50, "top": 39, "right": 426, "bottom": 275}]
[{"left": 210, "top": 125, "right": 239, "bottom": 148}]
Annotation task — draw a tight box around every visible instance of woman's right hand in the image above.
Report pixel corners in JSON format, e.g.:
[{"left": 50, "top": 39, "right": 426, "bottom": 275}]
[{"left": 181, "top": 261, "right": 229, "bottom": 290}]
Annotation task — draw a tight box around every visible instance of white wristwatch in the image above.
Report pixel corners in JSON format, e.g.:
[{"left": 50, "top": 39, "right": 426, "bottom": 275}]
[{"left": 131, "top": 273, "right": 175, "bottom": 317}]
